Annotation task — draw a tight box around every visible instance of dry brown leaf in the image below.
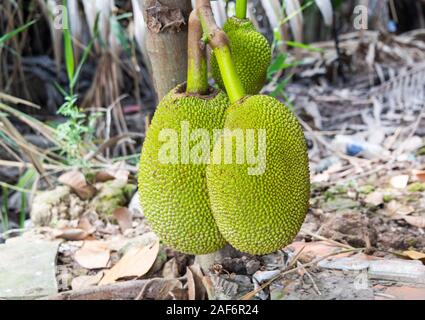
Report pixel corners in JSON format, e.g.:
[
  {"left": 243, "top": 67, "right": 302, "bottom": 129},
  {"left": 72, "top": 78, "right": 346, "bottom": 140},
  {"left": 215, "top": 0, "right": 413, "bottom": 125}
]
[
  {"left": 135, "top": 278, "right": 185, "bottom": 300},
  {"left": 185, "top": 267, "right": 196, "bottom": 301},
  {"left": 113, "top": 207, "right": 133, "bottom": 233},
  {"left": 188, "top": 264, "right": 206, "bottom": 300},
  {"left": 95, "top": 161, "right": 129, "bottom": 183},
  {"left": 285, "top": 0, "right": 303, "bottom": 43},
  {"left": 53, "top": 228, "right": 89, "bottom": 241},
  {"left": 78, "top": 217, "right": 96, "bottom": 234},
  {"left": 58, "top": 170, "right": 97, "bottom": 200},
  {"left": 403, "top": 215, "right": 425, "bottom": 228},
  {"left": 390, "top": 175, "right": 409, "bottom": 189},
  {"left": 74, "top": 241, "right": 111, "bottom": 269},
  {"left": 201, "top": 276, "right": 214, "bottom": 300},
  {"left": 162, "top": 258, "right": 180, "bottom": 279},
  {"left": 365, "top": 191, "right": 384, "bottom": 206},
  {"left": 71, "top": 272, "right": 104, "bottom": 290},
  {"left": 386, "top": 200, "right": 415, "bottom": 217},
  {"left": 99, "top": 240, "right": 160, "bottom": 285}
]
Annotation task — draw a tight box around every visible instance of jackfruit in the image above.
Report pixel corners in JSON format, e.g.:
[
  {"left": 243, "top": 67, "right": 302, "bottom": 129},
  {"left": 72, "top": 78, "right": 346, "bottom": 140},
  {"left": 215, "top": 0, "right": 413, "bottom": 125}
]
[
  {"left": 206, "top": 95, "right": 310, "bottom": 255},
  {"left": 211, "top": 17, "right": 271, "bottom": 95},
  {"left": 138, "top": 84, "right": 228, "bottom": 254}
]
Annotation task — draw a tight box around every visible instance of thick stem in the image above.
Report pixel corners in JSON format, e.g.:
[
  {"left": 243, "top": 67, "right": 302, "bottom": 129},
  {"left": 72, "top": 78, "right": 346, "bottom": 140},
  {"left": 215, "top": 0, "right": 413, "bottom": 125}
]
[
  {"left": 186, "top": 11, "right": 209, "bottom": 95},
  {"left": 140, "top": 0, "right": 192, "bottom": 101},
  {"left": 196, "top": 0, "right": 246, "bottom": 103},
  {"left": 235, "top": 0, "right": 248, "bottom": 20}
]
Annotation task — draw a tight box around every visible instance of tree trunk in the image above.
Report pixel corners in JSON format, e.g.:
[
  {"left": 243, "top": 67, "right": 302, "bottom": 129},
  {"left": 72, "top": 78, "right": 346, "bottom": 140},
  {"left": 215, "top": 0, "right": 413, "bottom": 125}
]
[{"left": 140, "top": 0, "right": 192, "bottom": 101}]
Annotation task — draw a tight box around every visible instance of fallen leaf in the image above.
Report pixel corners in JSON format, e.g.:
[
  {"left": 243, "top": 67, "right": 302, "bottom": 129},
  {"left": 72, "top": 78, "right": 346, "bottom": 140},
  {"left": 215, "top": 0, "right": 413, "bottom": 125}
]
[
  {"left": 185, "top": 267, "right": 196, "bottom": 300},
  {"left": 402, "top": 250, "right": 425, "bottom": 262},
  {"left": 77, "top": 217, "right": 96, "bottom": 234},
  {"left": 99, "top": 240, "right": 160, "bottom": 285},
  {"left": 53, "top": 228, "right": 89, "bottom": 241},
  {"left": 162, "top": 258, "right": 180, "bottom": 279},
  {"left": 412, "top": 170, "right": 425, "bottom": 182},
  {"left": 58, "top": 170, "right": 97, "bottom": 200},
  {"left": 95, "top": 161, "right": 129, "bottom": 183},
  {"left": 113, "top": 207, "right": 133, "bottom": 233},
  {"left": 386, "top": 200, "right": 415, "bottom": 218},
  {"left": 188, "top": 264, "right": 206, "bottom": 300},
  {"left": 71, "top": 272, "right": 104, "bottom": 290},
  {"left": 390, "top": 175, "right": 409, "bottom": 189},
  {"left": 135, "top": 278, "right": 184, "bottom": 300},
  {"left": 403, "top": 215, "right": 425, "bottom": 228},
  {"left": 365, "top": 191, "right": 384, "bottom": 206},
  {"left": 74, "top": 241, "right": 111, "bottom": 269}
]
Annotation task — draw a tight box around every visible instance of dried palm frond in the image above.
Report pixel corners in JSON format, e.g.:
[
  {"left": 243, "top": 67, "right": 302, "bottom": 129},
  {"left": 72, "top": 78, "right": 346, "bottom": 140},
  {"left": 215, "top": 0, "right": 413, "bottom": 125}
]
[
  {"left": 68, "top": 0, "right": 85, "bottom": 61},
  {"left": 285, "top": 0, "right": 303, "bottom": 43},
  {"left": 0, "top": 1, "right": 31, "bottom": 99},
  {"left": 260, "top": 0, "right": 283, "bottom": 30},
  {"left": 82, "top": 0, "right": 114, "bottom": 50},
  {"left": 131, "top": 0, "right": 148, "bottom": 59},
  {"left": 211, "top": 0, "right": 227, "bottom": 28},
  {"left": 37, "top": 0, "right": 63, "bottom": 71},
  {"left": 314, "top": 0, "right": 333, "bottom": 27},
  {"left": 370, "top": 63, "right": 425, "bottom": 116}
]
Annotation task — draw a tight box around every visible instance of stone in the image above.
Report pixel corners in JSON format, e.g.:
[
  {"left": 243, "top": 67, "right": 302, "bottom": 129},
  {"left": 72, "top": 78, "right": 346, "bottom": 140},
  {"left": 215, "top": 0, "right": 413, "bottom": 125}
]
[{"left": 0, "top": 237, "right": 59, "bottom": 299}]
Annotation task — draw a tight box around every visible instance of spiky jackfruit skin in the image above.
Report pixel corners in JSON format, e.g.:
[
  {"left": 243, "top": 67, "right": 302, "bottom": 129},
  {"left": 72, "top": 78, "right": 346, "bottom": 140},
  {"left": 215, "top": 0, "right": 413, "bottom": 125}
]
[
  {"left": 211, "top": 17, "right": 271, "bottom": 95},
  {"left": 138, "top": 85, "right": 229, "bottom": 254},
  {"left": 206, "top": 95, "right": 310, "bottom": 255}
]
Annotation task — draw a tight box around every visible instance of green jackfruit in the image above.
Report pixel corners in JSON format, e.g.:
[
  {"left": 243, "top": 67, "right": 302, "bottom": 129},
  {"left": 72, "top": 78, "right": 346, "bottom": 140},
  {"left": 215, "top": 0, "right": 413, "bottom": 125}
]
[
  {"left": 206, "top": 95, "right": 310, "bottom": 255},
  {"left": 138, "top": 84, "right": 228, "bottom": 255},
  {"left": 211, "top": 17, "right": 271, "bottom": 95}
]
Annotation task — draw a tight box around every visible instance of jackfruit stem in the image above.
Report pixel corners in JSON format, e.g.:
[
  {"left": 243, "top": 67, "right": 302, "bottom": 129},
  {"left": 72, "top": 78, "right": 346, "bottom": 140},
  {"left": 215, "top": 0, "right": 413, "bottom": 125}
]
[
  {"left": 187, "top": 11, "right": 209, "bottom": 95},
  {"left": 235, "top": 0, "right": 247, "bottom": 20},
  {"left": 196, "top": 1, "right": 246, "bottom": 104}
]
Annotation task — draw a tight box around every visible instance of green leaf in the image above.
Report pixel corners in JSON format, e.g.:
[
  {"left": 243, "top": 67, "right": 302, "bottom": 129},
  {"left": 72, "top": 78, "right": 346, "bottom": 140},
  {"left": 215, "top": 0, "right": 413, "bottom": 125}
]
[
  {"left": 268, "top": 53, "right": 288, "bottom": 79},
  {"left": 286, "top": 41, "right": 324, "bottom": 52},
  {"left": 63, "top": 0, "right": 75, "bottom": 90},
  {"left": 0, "top": 20, "right": 36, "bottom": 46}
]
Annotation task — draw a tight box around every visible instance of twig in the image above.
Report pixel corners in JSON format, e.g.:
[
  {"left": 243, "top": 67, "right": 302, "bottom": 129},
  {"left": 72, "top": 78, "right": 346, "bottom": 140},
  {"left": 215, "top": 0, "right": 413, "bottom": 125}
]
[
  {"left": 297, "top": 261, "right": 321, "bottom": 296},
  {"left": 301, "top": 229, "right": 355, "bottom": 250}
]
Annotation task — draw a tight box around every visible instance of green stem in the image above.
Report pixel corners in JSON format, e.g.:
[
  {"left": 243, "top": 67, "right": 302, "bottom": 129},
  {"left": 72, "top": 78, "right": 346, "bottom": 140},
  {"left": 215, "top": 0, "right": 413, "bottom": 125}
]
[
  {"left": 187, "top": 11, "right": 209, "bottom": 95},
  {"left": 212, "top": 46, "right": 245, "bottom": 103},
  {"left": 1, "top": 187, "right": 9, "bottom": 232},
  {"left": 19, "top": 193, "right": 26, "bottom": 229},
  {"left": 197, "top": 3, "right": 246, "bottom": 103},
  {"left": 235, "top": 0, "right": 248, "bottom": 20}
]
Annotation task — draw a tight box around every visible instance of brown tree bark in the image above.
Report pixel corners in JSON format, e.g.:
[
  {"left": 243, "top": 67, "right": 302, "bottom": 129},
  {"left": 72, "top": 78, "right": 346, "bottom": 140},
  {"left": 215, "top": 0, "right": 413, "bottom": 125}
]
[{"left": 140, "top": 0, "right": 193, "bottom": 101}]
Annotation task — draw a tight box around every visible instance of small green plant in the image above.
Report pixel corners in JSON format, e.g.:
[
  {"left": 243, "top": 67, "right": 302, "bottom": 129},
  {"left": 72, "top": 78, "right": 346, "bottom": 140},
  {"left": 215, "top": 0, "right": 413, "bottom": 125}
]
[
  {"left": 55, "top": 2, "right": 100, "bottom": 163},
  {"left": 0, "top": 20, "right": 36, "bottom": 47},
  {"left": 1, "top": 186, "right": 9, "bottom": 233},
  {"left": 16, "top": 169, "right": 36, "bottom": 228}
]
